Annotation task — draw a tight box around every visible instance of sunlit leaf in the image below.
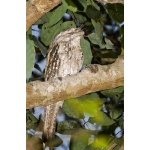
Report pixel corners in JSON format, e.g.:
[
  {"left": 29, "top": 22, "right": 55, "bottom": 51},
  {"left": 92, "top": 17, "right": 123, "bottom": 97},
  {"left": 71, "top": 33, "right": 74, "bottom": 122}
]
[
  {"left": 91, "top": 134, "right": 112, "bottom": 149},
  {"left": 80, "top": 38, "right": 93, "bottom": 66},
  {"left": 62, "top": 98, "right": 84, "bottom": 119},
  {"left": 79, "top": 93, "right": 104, "bottom": 117},
  {"left": 89, "top": 111, "right": 115, "bottom": 126},
  {"left": 63, "top": 93, "right": 103, "bottom": 119},
  {"left": 26, "top": 39, "right": 35, "bottom": 81},
  {"left": 105, "top": 3, "right": 124, "bottom": 23}
]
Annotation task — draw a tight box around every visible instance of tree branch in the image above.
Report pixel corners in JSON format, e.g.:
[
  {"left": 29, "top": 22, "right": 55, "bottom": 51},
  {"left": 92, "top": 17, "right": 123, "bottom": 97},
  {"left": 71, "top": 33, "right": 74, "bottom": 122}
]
[{"left": 26, "top": 55, "right": 124, "bottom": 109}]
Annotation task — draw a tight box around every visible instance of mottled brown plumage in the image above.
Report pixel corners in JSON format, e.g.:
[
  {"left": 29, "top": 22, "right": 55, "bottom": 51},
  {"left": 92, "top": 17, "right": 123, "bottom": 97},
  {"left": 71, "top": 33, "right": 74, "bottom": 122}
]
[{"left": 44, "top": 28, "right": 84, "bottom": 140}]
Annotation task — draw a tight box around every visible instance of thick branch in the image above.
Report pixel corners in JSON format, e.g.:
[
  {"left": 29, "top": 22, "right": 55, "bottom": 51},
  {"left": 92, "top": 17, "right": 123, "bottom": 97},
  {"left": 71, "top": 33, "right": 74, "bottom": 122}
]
[
  {"left": 26, "top": 0, "right": 61, "bottom": 31},
  {"left": 26, "top": 56, "right": 124, "bottom": 109}
]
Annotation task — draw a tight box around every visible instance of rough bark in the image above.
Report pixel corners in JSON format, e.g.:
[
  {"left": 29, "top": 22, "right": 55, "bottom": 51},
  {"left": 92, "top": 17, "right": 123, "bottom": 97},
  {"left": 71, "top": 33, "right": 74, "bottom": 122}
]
[{"left": 26, "top": 55, "right": 124, "bottom": 109}]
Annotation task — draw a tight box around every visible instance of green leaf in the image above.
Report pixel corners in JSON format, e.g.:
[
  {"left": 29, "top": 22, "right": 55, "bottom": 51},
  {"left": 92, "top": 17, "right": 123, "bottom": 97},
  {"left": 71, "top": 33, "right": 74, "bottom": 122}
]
[
  {"left": 36, "top": 3, "right": 67, "bottom": 26},
  {"left": 70, "top": 130, "right": 89, "bottom": 150},
  {"left": 91, "top": 19, "right": 103, "bottom": 41},
  {"left": 26, "top": 28, "right": 32, "bottom": 39},
  {"left": 89, "top": 111, "right": 115, "bottom": 126},
  {"left": 104, "top": 38, "right": 114, "bottom": 49},
  {"left": 48, "top": 3, "right": 67, "bottom": 26},
  {"left": 26, "top": 39, "right": 35, "bottom": 81},
  {"left": 101, "top": 86, "right": 124, "bottom": 97},
  {"left": 77, "top": 0, "right": 87, "bottom": 11},
  {"left": 45, "top": 135, "right": 63, "bottom": 148},
  {"left": 79, "top": 93, "right": 104, "bottom": 117},
  {"left": 35, "top": 12, "right": 51, "bottom": 25},
  {"left": 86, "top": 0, "right": 100, "bottom": 11},
  {"left": 26, "top": 133, "right": 43, "bottom": 150},
  {"left": 60, "top": 20, "right": 76, "bottom": 30},
  {"left": 91, "top": 134, "right": 113, "bottom": 149},
  {"left": 41, "top": 20, "right": 62, "bottom": 46},
  {"left": 88, "top": 33, "right": 105, "bottom": 48},
  {"left": 57, "top": 121, "right": 81, "bottom": 134},
  {"left": 86, "top": 5, "right": 101, "bottom": 22},
  {"left": 118, "top": 116, "right": 124, "bottom": 127},
  {"left": 62, "top": 0, "right": 77, "bottom": 12},
  {"left": 63, "top": 93, "right": 103, "bottom": 119},
  {"left": 80, "top": 38, "right": 92, "bottom": 66},
  {"left": 105, "top": 3, "right": 124, "bottom": 23},
  {"left": 73, "top": 12, "right": 87, "bottom": 23},
  {"left": 62, "top": 98, "right": 84, "bottom": 119},
  {"left": 26, "top": 111, "right": 38, "bottom": 130},
  {"left": 32, "top": 35, "right": 47, "bottom": 57},
  {"left": 101, "top": 87, "right": 124, "bottom": 102},
  {"left": 41, "top": 20, "right": 76, "bottom": 46},
  {"left": 109, "top": 107, "right": 123, "bottom": 119}
]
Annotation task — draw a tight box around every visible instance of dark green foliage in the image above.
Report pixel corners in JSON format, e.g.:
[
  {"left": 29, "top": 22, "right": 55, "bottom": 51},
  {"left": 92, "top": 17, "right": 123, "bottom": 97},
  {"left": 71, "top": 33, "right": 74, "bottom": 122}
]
[
  {"left": 120, "top": 25, "right": 124, "bottom": 49},
  {"left": 31, "top": 35, "right": 47, "bottom": 57},
  {"left": 45, "top": 135, "right": 63, "bottom": 149},
  {"left": 105, "top": 3, "right": 124, "bottom": 23},
  {"left": 86, "top": 5, "right": 101, "bottom": 21}
]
